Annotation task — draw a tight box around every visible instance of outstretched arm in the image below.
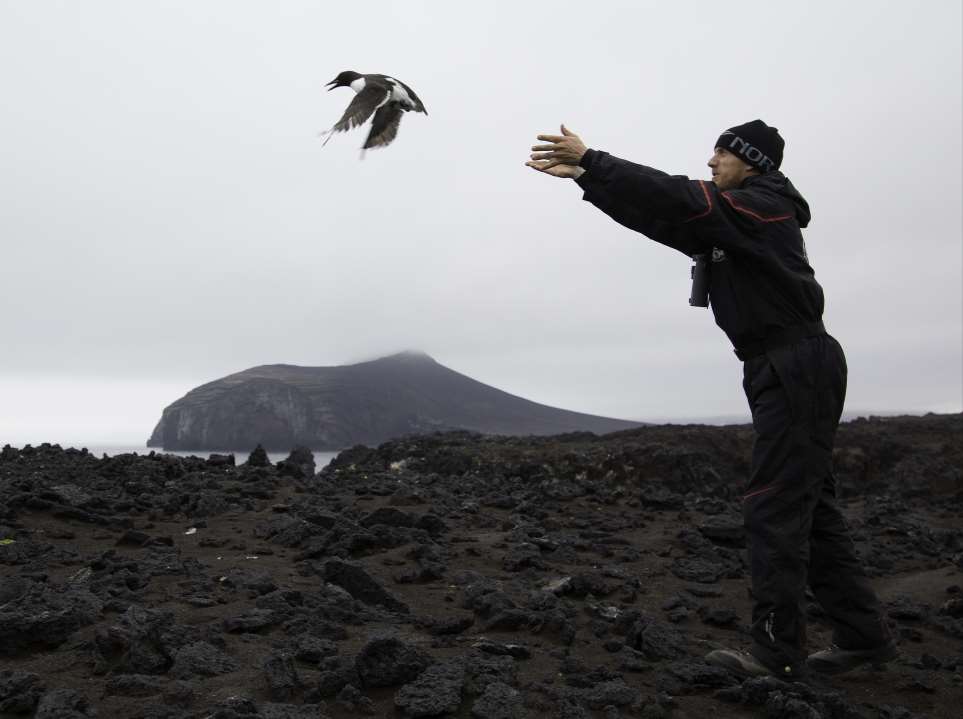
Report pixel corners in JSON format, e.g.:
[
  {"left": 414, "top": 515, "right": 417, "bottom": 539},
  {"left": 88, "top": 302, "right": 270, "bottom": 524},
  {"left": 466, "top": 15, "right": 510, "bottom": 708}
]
[
  {"left": 526, "top": 125, "right": 707, "bottom": 256},
  {"left": 579, "top": 177, "right": 705, "bottom": 256},
  {"left": 527, "top": 125, "right": 713, "bottom": 223}
]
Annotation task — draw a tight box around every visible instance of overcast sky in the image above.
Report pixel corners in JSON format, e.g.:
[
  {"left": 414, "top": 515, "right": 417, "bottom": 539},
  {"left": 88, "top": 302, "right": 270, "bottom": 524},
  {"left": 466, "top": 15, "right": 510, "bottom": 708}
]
[{"left": 1, "top": 1, "right": 960, "bottom": 446}]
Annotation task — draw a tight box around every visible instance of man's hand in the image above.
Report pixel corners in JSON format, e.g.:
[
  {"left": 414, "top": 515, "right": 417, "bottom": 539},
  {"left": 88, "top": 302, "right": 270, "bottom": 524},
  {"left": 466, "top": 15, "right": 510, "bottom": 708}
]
[
  {"left": 525, "top": 159, "right": 585, "bottom": 178},
  {"left": 526, "top": 124, "right": 588, "bottom": 178}
]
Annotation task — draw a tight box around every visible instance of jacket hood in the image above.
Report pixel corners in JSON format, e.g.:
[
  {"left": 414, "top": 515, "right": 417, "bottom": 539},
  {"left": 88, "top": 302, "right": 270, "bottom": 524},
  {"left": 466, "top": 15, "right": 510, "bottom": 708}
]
[{"left": 745, "top": 172, "right": 811, "bottom": 228}]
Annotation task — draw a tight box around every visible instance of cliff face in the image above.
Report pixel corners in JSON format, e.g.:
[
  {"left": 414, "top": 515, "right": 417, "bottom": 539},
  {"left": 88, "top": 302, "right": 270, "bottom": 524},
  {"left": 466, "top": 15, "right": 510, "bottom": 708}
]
[
  {"left": 149, "top": 378, "right": 321, "bottom": 451},
  {"left": 147, "top": 351, "right": 643, "bottom": 451}
]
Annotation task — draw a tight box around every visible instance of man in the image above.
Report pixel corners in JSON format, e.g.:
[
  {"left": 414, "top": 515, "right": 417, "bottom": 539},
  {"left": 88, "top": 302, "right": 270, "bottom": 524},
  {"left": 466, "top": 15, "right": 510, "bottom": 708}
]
[{"left": 526, "top": 120, "right": 896, "bottom": 679}]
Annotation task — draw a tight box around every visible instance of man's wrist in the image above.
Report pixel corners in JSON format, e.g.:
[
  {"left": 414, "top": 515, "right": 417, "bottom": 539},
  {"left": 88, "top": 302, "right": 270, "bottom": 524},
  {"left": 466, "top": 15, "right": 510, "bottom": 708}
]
[
  {"left": 579, "top": 149, "right": 598, "bottom": 170},
  {"left": 571, "top": 167, "right": 586, "bottom": 180}
]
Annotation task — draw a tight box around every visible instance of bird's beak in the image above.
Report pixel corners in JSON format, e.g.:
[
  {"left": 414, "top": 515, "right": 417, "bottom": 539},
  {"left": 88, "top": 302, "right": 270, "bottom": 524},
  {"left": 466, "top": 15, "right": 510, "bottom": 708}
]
[{"left": 324, "top": 80, "right": 337, "bottom": 91}]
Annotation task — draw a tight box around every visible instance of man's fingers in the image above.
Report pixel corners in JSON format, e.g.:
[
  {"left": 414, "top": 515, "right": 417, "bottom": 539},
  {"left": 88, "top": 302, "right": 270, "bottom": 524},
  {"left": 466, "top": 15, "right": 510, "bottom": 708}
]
[
  {"left": 530, "top": 153, "right": 572, "bottom": 166},
  {"left": 536, "top": 134, "right": 565, "bottom": 142},
  {"left": 561, "top": 124, "right": 574, "bottom": 136},
  {"left": 531, "top": 144, "right": 558, "bottom": 151},
  {"left": 526, "top": 158, "right": 575, "bottom": 177}
]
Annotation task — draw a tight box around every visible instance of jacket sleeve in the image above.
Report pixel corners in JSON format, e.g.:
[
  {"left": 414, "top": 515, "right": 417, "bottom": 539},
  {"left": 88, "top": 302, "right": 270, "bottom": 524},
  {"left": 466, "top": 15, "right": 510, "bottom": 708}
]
[
  {"left": 576, "top": 149, "right": 792, "bottom": 260},
  {"left": 576, "top": 170, "right": 705, "bottom": 256},
  {"left": 579, "top": 149, "right": 717, "bottom": 222}
]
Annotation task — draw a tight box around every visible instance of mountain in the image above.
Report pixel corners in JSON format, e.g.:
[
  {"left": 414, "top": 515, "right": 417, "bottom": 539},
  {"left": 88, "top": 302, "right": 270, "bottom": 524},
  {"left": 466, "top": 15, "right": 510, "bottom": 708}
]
[{"left": 146, "top": 351, "right": 643, "bottom": 451}]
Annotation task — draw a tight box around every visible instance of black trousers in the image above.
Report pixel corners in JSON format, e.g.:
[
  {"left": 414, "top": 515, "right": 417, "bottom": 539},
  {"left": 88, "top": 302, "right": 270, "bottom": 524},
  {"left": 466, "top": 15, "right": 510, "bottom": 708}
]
[{"left": 741, "top": 334, "right": 890, "bottom": 675}]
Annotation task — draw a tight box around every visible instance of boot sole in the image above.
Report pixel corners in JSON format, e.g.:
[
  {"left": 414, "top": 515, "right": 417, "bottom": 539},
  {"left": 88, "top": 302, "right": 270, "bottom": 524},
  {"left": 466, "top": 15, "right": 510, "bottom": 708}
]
[
  {"left": 807, "top": 645, "right": 898, "bottom": 675},
  {"left": 706, "top": 651, "right": 772, "bottom": 679}
]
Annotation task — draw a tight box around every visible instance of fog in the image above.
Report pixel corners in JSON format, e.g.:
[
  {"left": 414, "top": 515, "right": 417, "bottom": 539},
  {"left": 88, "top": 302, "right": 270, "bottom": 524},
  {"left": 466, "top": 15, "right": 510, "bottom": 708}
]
[{"left": 1, "top": 1, "right": 960, "bottom": 446}]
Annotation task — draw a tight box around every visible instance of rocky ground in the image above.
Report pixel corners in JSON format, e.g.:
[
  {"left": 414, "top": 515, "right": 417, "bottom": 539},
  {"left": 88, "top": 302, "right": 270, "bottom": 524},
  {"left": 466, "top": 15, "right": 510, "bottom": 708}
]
[{"left": 1, "top": 413, "right": 961, "bottom": 719}]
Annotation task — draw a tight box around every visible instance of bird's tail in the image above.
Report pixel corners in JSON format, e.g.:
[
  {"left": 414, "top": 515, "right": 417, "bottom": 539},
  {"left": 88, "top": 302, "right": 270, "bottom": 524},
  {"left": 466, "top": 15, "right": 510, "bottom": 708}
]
[{"left": 319, "top": 128, "right": 335, "bottom": 147}]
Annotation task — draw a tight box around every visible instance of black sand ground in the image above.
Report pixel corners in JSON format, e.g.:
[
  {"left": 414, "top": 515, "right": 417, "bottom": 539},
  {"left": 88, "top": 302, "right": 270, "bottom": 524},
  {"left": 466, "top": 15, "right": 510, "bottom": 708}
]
[{"left": 1, "top": 414, "right": 961, "bottom": 718}]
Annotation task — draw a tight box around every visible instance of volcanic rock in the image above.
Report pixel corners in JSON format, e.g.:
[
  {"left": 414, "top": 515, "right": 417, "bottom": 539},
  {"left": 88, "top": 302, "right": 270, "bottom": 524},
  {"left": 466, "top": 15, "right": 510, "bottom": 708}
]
[
  {"left": 323, "top": 559, "right": 410, "bottom": 613},
  {"left": 2, "top": 589, "right": 103, "bottom": 657},
  {"left": 247, "top": 444, "right": 271, "bottom": 467},
  {"left": 170, "top": 641, "right": 239, "bottom": 679},
  {"left": 34, "top": 689, "right": 94, "bottom": 719},
  {"left": 262, "top": 652, "right": 302, "bottom": 701},
  {"left": 277, "top": 446, "right": 315, "bottom": 479},
  {"left": 394, "top": 659, "right": 465, "bottom": 716},
  {"left": 1, "top": 414, "right": 960, "bottom": 718},
  {"left": 0, "top": 670, "right": 44, "bottom": 714},
  {"left": 471, "top": 681, "right": 526, "bottom": 719},
  {"left": 626, "top": 616, "right": 688, "bottom": 660},
  {"left": 334, "top": 682, "right": 375, "bottom": 714},
  {"left": 93, "top": 606, "right": 176, "bottom": 674},
  {"left": 354, "top": 635, "right": 432, "bottom": 688}
]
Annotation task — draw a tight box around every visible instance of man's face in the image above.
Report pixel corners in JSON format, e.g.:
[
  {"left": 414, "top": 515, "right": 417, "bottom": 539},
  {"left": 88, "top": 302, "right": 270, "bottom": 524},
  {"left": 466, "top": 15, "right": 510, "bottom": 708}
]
[{"left": 708, "top": 148, "right": 756, "bottom": 191}]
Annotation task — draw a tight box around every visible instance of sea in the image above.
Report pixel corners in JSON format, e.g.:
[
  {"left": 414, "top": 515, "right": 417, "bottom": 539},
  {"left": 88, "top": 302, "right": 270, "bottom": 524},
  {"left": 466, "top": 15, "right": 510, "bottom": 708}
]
[{"left": 32, "top": 444, "right": 342, "bottom": 471}]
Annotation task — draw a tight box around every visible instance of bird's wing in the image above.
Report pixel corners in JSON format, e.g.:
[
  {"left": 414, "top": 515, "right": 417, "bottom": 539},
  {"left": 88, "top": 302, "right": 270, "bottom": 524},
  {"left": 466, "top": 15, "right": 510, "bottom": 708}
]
[
  {"left": 397, "top": 80, "right": 427, "bottom": 115},
  {"left": 330, "top": 83, "right": 389, "bottom": 134},
  {"left": 362, "top": 102, "right": 404, "bottom": 150}
]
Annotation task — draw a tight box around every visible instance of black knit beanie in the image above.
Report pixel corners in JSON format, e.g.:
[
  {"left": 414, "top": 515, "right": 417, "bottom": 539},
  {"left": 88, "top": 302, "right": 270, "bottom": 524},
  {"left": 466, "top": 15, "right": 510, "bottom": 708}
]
[{"left": 714, "top": 119, "right": 784, "bottom": 173}]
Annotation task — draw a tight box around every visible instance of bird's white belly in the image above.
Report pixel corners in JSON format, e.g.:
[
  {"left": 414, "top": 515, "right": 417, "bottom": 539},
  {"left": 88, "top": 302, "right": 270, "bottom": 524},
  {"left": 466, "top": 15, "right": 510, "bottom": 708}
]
[{"left": 386, "top": 78, "right": 412, "bottom": 105}]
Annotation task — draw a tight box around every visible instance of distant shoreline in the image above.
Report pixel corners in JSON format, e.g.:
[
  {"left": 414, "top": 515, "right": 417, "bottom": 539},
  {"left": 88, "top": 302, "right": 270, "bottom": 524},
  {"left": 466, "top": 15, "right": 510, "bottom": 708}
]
[
  {"left": 636, "top": 409, "right": 951, "bottom": 426},
  {"left": 0, "top": 443, "right": 341, "bottom": 470},
  {"left": 4, "top": 411, "right": 957, "bottom": 466}
]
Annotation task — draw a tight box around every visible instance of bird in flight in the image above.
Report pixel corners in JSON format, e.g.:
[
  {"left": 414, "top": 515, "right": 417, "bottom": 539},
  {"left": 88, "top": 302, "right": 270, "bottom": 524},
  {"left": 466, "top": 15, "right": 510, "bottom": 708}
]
[{"left": 321, "top": 70, "right": 427, "bottom": 153}]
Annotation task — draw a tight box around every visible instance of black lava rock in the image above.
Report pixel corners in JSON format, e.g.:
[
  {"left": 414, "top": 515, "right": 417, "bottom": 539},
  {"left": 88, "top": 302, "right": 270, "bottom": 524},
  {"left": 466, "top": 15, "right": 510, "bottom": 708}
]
[{"left": 354, "top": 636, "right": 432, "bottom": 688}]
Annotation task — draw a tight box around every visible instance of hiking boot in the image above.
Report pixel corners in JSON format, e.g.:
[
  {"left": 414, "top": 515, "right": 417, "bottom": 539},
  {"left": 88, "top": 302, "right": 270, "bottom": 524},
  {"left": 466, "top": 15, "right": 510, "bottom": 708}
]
[
  {"left": 806, "top": 641, "right": 898, "bottom": 675},
  {"left": 705, "top": 648, "right": 791, "bottom": 679}
]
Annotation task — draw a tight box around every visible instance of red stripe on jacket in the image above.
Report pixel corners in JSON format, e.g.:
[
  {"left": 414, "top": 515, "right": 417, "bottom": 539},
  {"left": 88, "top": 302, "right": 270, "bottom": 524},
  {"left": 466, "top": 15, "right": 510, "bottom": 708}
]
[
  {"left": 683, "top": 180, "right": 713, "bottom": 223},
  {"left": 722, "top": 192, "right": 793, "bottom": 222}
]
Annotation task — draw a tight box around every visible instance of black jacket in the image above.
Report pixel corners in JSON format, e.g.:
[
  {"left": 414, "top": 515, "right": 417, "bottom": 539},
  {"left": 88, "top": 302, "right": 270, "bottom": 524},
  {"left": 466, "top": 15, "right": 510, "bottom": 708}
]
[{"left": 575, "top": 149, "right": 824, "bottom": 350}]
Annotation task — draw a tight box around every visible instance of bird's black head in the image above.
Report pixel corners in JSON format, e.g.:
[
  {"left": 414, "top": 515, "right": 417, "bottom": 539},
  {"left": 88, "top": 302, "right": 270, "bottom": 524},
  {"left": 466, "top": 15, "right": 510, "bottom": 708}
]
[{"left": 325, "top": 70, "right": 362, "bottom": 91}]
